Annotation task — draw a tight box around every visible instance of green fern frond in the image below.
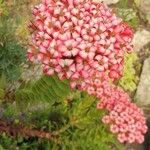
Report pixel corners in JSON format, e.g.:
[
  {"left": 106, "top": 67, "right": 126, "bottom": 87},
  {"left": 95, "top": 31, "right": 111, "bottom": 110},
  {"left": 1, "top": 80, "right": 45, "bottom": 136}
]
[{"left": 15, "top": 75, "right": 70, "bottom": 111}]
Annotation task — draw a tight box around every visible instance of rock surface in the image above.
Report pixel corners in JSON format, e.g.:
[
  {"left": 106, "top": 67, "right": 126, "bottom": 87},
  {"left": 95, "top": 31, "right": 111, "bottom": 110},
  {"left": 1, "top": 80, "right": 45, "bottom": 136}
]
[
  {"left": 93, "top": 0, "right": 119, "bottom": 5},
  {"left": 132, "top": 29, "right": 150, "bottom": 52},
  {"left": 125, "top": 144, "right": 144, "bottom": 150},
  {"left": 135, "top": 57, "right": 150, "bottom": 106},
  {"left": 140, "top": 0, "right": 150, "bottom": 24}
]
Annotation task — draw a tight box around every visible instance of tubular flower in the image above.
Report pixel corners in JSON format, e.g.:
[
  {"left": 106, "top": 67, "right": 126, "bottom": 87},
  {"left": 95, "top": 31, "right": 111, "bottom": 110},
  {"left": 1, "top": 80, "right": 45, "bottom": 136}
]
[{"left": 28, "top": 0, "right": 147, "bottom": 144}]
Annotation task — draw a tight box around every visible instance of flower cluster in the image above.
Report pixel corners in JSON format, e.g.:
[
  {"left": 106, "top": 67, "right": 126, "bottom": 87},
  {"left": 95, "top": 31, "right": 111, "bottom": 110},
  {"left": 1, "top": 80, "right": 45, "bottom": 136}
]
[
  {"left": 28, "top": 0, "right": 147, "bottom": 144},
  {"left": 74, "top": 70, "right": 147, "bottom": 144},
  {"left": 28, "top": 0, "right": 133, "bottom": 86},
  {"left": 97, "top": 85, "right": 147, "bottom": 144}
]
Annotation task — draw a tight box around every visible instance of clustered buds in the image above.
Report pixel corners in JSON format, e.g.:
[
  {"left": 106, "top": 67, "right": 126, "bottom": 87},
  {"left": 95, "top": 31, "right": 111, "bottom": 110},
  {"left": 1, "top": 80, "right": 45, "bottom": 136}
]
[
  {"left": 97, "top": 86, "right": 147, "bottom": 143},
  {"left": 28, "top": 0, "right": 147, "bottom": 144}
]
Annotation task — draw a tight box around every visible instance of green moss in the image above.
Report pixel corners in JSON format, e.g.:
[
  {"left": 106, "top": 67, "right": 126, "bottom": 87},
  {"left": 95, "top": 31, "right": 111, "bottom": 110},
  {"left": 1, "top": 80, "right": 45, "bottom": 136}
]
[{"left": 119, "top": 53, "right": 139, "bottom": 92}]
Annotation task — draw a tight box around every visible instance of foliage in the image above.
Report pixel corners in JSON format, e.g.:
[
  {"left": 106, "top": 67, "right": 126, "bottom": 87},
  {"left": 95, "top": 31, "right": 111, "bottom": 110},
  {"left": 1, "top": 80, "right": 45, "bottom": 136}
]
[
  {"left": 57, "top": 92, "right": 123, "bottom": 150},
  {"left": 15, "top": 75, "right": 70, "bottom": 111},
  {"left": 0, "top": 133, "right": 34, "bottom": 150},
  {"left": 116, "top": 0, "right": 139, "bottom": 29},
  {"left": 0, "top": 0, "right": 8, "bottom": 16},
  {"left": 0, "top": 74, "right": 6, "bottom": 101},
  {"left": 0, "top": 39, "right": 26, "bottom": 81},
  {"left": 134, "top": 0, "right": 141, "bottom": 7},
  {"left": 15, "top": 18, "right": 30, "bottom": 45},
  {"left": 0, "top": 90, "right": 123, "bottom": 150},
  {"left": 10, "top": 0, "right": 39, "bottom": 45},
  {"left": 117, "top": 8, "right": 139, "bottom": 29},
  {"left": 0, "top": 75, "right": 123, "bottom": 149},
  {"left": 119, "top": 53, "right": 139, "bottom": 92},
  {"left": 0, "top": 144, "right": 4, "bottom": 150},
  {"left": 0, "top": 4, "right": 26, "bottom": 81}
]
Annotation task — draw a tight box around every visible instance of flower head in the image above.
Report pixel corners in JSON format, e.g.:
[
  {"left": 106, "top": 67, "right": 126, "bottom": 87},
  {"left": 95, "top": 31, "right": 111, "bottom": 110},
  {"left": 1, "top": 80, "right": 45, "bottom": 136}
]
[{"left": 28, "top": 0, "right": 133, "bottom": 86}]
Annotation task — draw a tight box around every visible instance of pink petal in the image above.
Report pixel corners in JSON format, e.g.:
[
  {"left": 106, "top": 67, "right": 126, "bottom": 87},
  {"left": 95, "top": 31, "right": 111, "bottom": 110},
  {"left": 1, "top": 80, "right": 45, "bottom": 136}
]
[
  {"left": 66, "top": 71, "right": 73, "bottom": 79},
  {"left": 97, "top": 66, "right": 104, "bottom": 71},
  {"left": 53, "top": 51, "right": 60, "bottom": 58},
  {"left": 65, "top": 59, "right": 74, "bottom": 66},
  {"left": 37, "top": 53, "right": 44, "bottom": 61},
  {"left": 88, "top": 52, "right": 95, "bottom": 60},
  {"left": 59, "top": 59, "right": 65, "bottom": 67},
  {"left": 63, "top": 51, "right": 71, "bottom": 57},
  {"left": 79, "top": 51, "right": 87, "bottom": 59},
  {"left": 71, "top": 48, "right": 79, "bottom": 56},
  {"left": 71, "top": 16, "right": 78, "bottom": 25},
  {"left": 47, "top": 69, "right": 54, "bottom": 76},
  {"left": 72, "top": 32, "right": 80, "bottom": 39},
  {"left": 39, "top": 45, "right": 47, "bottom": 53},
  {"left": 70, "top": 82, "right": 77, "bottom": 89},
  {"left": 42, "top": 40, "right": 50, "bottom": 48},
  {"left": 81, "top": 70, "right": 89, "bottom": 78},
  {"left": 76, "top": 63, "right": 83, "bottom": 71},
  {"left": 57, "top": 45, "right": 67, "bottom": 52},
  {"left": 71, "top": 72, "right": 79, "bottom": 79},
  {"left": 70, "top": 64, "right": 76, "bottom": 72},
  {"left": 74, "top": 26, "right": 81, "bottom": 33}
]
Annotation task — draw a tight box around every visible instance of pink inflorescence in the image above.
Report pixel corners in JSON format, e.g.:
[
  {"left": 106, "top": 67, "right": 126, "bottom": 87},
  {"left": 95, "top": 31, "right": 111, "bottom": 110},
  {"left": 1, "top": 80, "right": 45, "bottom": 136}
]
[
  {"left": 97, "top": 86, "right": 147, "bottom": 144},
  {"left": 28, "top": 0, "right": 147, "bottom": 144},
  {"left": 28, "top": 0, "right": 133, "bottom": 84}
]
